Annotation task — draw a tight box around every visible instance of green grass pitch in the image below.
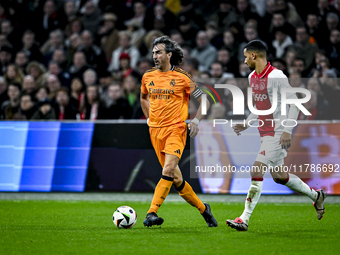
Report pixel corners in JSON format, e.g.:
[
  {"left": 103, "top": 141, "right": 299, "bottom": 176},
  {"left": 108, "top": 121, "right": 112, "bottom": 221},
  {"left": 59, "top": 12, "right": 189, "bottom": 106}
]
[{"left": 1, "top": 199, "right": 339, "bottom": 255}]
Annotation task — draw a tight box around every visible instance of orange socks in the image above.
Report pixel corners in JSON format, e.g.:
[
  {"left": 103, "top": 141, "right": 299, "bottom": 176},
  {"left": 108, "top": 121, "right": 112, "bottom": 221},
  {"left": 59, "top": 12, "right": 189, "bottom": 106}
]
[
  {"left": 147, "top": 176, "right": 173, "bottom": 214},
  {"left": 177, "top": 181, "right": 206, "bottom": 214}
]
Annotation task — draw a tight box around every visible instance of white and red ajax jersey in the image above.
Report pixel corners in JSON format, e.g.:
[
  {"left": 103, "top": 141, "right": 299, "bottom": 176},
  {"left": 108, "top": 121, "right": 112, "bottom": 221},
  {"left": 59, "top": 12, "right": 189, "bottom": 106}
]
[{"left": 248, "top": 63, "right": 295, "bottom": 137}]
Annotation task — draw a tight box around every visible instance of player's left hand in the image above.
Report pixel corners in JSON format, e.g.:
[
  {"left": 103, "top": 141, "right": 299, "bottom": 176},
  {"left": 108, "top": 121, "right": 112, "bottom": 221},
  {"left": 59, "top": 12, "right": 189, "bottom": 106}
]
[
  {"left": 279, "top": 132, "right": 291, "bottom": 149},
  {"left": 188, "top": 122, "right": 199, "bottom": 138}
]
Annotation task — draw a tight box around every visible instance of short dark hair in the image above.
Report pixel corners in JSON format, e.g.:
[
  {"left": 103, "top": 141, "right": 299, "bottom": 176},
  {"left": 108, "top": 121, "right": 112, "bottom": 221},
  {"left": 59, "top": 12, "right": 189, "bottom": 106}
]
[
  {"left": 183, "top": 57, "right": 199, "bottom": 70},
  {"left": 152, "top": 36, "right": 184, "bottom": 66},
  {"left": 8, "top": 82, "right": 21, "bottom": 91},
  {"left": 244, "top": 40, "right": 267, "bottom": 53}
]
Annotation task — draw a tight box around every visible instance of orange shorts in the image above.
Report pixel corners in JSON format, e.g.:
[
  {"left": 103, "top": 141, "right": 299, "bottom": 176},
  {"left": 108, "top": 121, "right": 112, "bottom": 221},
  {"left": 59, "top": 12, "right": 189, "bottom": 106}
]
[{"left": 149, "top": 125, "right": 187, "bottom": 167}]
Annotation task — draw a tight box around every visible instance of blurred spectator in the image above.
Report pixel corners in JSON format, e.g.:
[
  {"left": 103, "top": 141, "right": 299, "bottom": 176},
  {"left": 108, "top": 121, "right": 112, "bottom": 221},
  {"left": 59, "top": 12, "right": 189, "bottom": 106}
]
[
  {"left": 35, "top": 87, "right": 49, "bottom": 102},
  {"left": 235, "top": 0, "right": 262, "bottom": 27},
  {"left": 22, "top": 75, "right": 37, "bottom": 96},
  {"left": 320, "top": 69, "right": 340, "bottom": 119},
  {"left": 63, "top": 0, "right": 78, "bottom": 24},
  {"left": 272, "top": 58, "right": 288, "bottom": 75},
  {"left": 298, "top": 90, "right": 320, "bottom": 120},
  {"left": 19, "top": 94, "right": 38, "bottom": 120},
  {"left": 68, "top": 51, "right": 90, "bottom": 82},
  {"left": 222, "top": 30, "right": 239, "bottom": 58},
  {"left": 31, "top": 99, "right": 56, "bottom": 120},
  {"left": 66, "top": 33, "right": 82, "bottom": 65},
  {"left": 267, "top": 12, "right": 296, "bottom": 42},
  {"left": 40, "top": 29, "right": 65, "bottom": 65},
  {"left": 306, "top": 13, "right": 322, "bottom": 44},
  {"left": 190, "top": 31, "right": 217, "bottom": 72},
  {"left": 270, "top": 26, "right": 293, "bottom": 58},
  {"left": 97, "top": 13, "right": 119, "bottom": 62},
  {"left": 170, "top": 30, "right": 185, "bottom": 47},
  {"left": 81, "top": 0, "right": 102, "bottom": 36},
  {"left": 26, "top": 61, "right": 47, "bottom": 88},
  {"left": 4, "top": 64, "right": 24, "bottom": 85},
  {"left": 83, "top": 68, "right": 97, "bottom": 87},
  {"left": 205, "top": 21, "right": 223, "bottom": 49},
  {"left": 144, "top": 3, "right": 175, "bottom": 33},
  {"left": 113, "top": 52, "right": 140, "bottom": 81},
  {"left": 176, "top": 0, "right": 205, "bottom": 30},
  {"left": 316, "top": 0, "right": 338, "bottom": 25},
  {"left": 80, "top": 85, "right": 104, "bottom": 120},
  {"left": 217, "top": 48, "right": 239, "bottom": 75},
  {"left": 176, "top": 13, "right": 199, "bottom": 48},
  {"left": 46, "top": 74, "right": 61, "bottom": 101},
  {"left": 77, "top": 30, "right": 108, "bottom": 77},
  {"left": 0, "top": 19, "right": 19, "bottom": 50},
  {"left": 139, "top": 30, "right": 163, "bottom": 58},
  {"left": 275, "top": 0, "right": 303, "bottom": 27},
  {"left": 65, "top": 18, "right": 84, "bottom": 38},
  {"left": 289, "top": 26, "right": 318, "bottom": 71},
  {"left": 100, "top": 83, "right": 132, "bottom": 119},
  {"left": 0, "top": 45, "right": 13, "bottom": 75},
  {"left": 0, "top": 76, "right": 8, "bottom": 106},
  {"left": 289, "top": 72, "right": 305, "bottom": 89},
  {"left": 292, "top": 58, "right": 308, "bottom": 77},
  {"left": 324, "top": 29, "right": 340, "bottom": 71},
  {"left": 52, "top": 49, "right": 68, "bottom": 70},
  {"left": 48, "top": 60, "right": 71, "bottom": 88},
  {"left": 136, "top": 58, "right": 153, "bottom": 76},
  {"left": 182, "top": 57, "right": 200, "bottom": 79},
  {"left": 15, "top": 51, "right": 29, "bottom": 74},
  {"left": 54, "top": 87, "right": 79, "bottom": 120},
  {"left": 125, "top": 18, "right": 146, "bottom": 48},
  {"left": 210, "top": 61, "right": 234, "bottom": 83},
  {"left": 70, "top": 77, "right": 85, "bottom": 109},
  {"left": 238, "top": 62, "right": 251, "bottom": 78},
  {"left": 1, "top": 82, "right": 21, "bottom": 119},
  {"left": 284, "top": 48, "right": 297, "bottom": 74},
  {"left": 125, "top": 1, "right": 147, "bottom": 30},
  {"left": 122, "top": 75, "right": 140, "bottom": 108},
  {"left": 108, "top": 31, "right": 141, "bottom": 72},
  {"left": 36, "top": 0, "right": 65, "bottom": 43},
  {"left": 238, "top": 24, "right": 263, "bottom": 62},
  {"left": 306, "top": 77, "right": 330, "bottom": 119},
  {"left": 20, "top": 30, "right": 44, "bottom": 63},
  {"left": 209, "top": 0, "right": 238, "bottom": 31}
]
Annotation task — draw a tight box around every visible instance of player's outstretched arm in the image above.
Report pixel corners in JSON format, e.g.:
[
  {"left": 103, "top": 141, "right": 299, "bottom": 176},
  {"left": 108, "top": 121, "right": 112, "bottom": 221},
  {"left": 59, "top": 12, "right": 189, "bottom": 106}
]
[
  {"left": 188, "top": 84, "right": 210, "bottom": 138},
  {"left": 140, "top": 92, "right": 149, "bottom": 122}
]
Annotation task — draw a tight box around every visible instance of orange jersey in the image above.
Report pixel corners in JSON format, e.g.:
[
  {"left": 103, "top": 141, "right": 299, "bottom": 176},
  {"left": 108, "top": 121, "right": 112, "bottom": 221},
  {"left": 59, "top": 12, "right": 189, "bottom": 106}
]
[{"left": 141, "top": 66, "right": 196, "bottom": 128}]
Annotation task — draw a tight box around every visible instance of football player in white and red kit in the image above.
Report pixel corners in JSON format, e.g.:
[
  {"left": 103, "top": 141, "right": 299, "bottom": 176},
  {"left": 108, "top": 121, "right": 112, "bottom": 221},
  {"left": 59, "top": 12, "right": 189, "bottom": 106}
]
[{"left": 226, "top": 40, "right": 326, "bottom": 231}]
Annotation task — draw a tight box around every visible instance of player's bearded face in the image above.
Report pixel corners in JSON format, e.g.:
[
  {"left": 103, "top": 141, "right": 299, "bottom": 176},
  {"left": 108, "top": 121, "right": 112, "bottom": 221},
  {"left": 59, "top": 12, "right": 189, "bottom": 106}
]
[
  {"left": 153, "top": 44, "right": 169, "bottom": 69},
  {"left": 244, "top": 49, "right": 255, "bottom": 71}
]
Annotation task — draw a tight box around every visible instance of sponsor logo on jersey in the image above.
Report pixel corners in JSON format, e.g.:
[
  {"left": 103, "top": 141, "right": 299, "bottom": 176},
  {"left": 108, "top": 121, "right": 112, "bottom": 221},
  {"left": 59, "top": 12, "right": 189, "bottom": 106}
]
[
  {"left": 253, "top": 93, "right": 268, "bottom": 101},
  {"left": 149, "top": 81, "right": 155, "bottom": 86}
]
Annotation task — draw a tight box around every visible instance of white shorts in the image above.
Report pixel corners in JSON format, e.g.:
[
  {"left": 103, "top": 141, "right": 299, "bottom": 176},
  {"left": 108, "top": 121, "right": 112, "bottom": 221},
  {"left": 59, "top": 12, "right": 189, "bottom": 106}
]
[{"left": 255, "top": 135, "right": 287, "bottom": 167}]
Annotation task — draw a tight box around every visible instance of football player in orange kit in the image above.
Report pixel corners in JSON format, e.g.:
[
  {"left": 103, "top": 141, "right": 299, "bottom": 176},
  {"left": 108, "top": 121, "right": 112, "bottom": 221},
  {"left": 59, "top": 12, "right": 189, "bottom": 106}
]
[{"left": 141, "top": 36, "right": 217, "bottom": 227}]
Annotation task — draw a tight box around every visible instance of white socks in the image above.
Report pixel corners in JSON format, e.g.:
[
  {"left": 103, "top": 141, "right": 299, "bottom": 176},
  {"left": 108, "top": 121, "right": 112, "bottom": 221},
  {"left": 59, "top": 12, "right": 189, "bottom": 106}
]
[
  {"left": 240, "top": 180, "right": 263, "bottom": 225},
  {"left": 285, "top": 173, "right": 318, "bottom": 201}
]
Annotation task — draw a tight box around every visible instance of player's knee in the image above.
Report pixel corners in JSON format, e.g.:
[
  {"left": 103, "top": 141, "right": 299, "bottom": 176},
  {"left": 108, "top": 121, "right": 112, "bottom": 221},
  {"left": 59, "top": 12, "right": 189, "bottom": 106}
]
[{"left": 162, "top": 163, "right": 176, "bottom": 176}]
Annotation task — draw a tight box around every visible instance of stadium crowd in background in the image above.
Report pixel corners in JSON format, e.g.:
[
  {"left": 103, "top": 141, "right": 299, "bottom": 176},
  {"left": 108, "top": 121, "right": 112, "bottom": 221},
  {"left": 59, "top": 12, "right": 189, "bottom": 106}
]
[{"left": 0, "top": 0, "right": 340, "bottom": 121}]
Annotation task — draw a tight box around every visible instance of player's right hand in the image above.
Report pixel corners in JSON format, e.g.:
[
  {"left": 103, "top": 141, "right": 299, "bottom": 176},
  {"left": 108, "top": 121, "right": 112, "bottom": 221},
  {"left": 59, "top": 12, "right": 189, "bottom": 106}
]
[
  {"left": 188, "top": 122, "right": 199, "bottom": 138},
  {"left": 233, "top": 124, "right": 248, "bottom": 136}
]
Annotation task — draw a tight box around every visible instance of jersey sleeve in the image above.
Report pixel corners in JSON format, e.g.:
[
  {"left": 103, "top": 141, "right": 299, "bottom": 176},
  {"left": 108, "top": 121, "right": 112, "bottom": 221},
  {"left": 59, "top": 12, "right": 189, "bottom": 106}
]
[
  {"left": 140, "top": 74, "right": 148, "bottom": 94},
  {"left": 272, "top": 70, "right": 296, "bottom": 99}
]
